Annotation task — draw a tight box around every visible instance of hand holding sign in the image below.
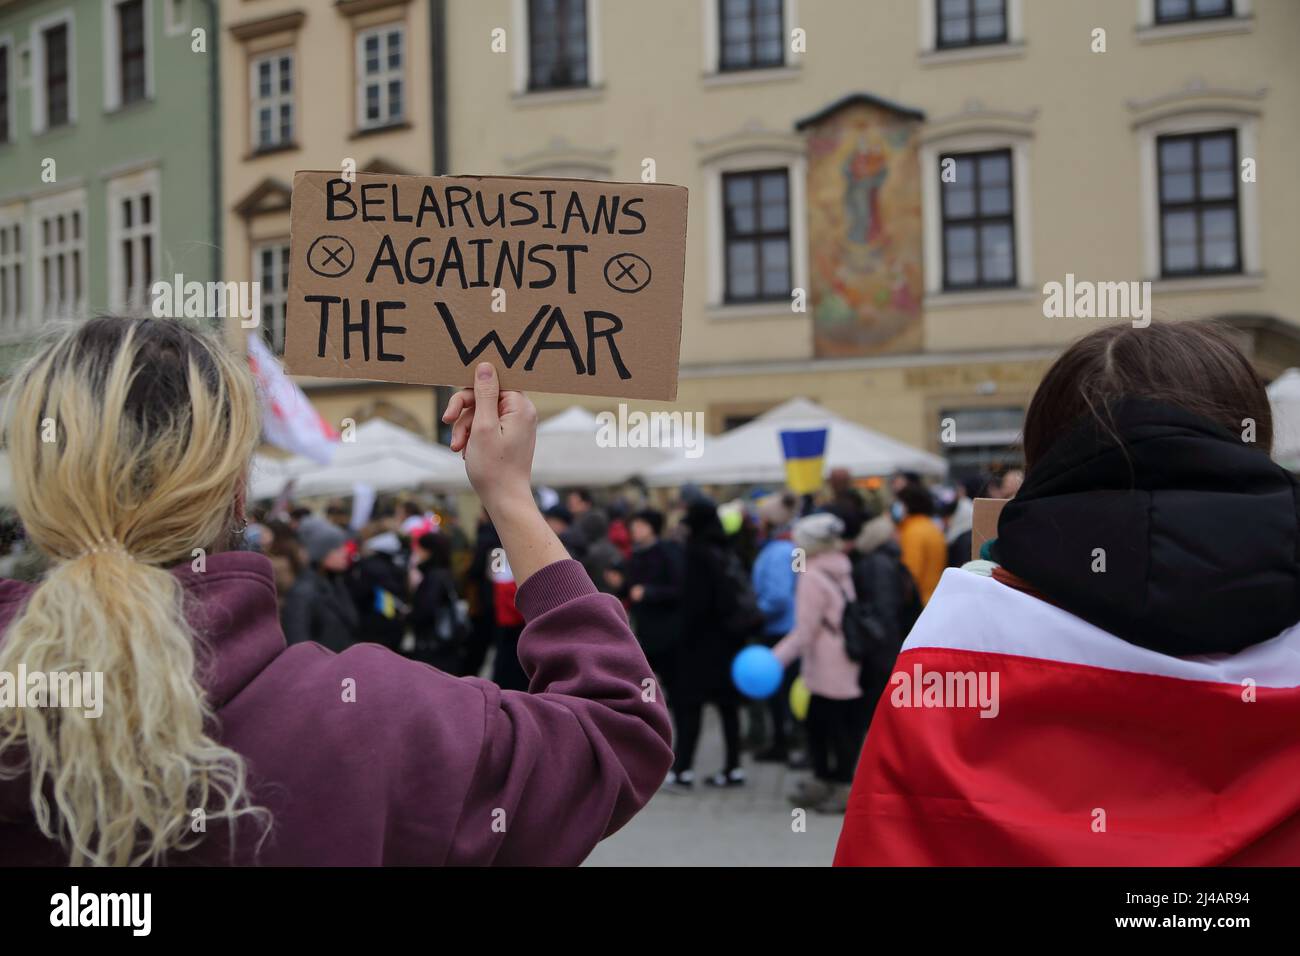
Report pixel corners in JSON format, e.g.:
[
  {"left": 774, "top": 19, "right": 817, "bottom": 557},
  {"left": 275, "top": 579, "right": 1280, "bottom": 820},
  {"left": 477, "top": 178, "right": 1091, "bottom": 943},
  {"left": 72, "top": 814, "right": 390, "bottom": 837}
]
[
  {"left": 442, "top": 363, "right": 568, "bottom": 585},
  {"left": 442, "top": 362, "right": 537, "bottom": 510}
]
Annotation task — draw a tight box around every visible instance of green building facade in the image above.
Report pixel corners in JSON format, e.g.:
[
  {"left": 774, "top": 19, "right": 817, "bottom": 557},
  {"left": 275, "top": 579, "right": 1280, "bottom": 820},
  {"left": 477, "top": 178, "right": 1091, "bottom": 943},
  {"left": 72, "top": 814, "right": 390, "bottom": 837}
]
[{"left": 0, "top": 0, "right": 219, "bottom": 374}]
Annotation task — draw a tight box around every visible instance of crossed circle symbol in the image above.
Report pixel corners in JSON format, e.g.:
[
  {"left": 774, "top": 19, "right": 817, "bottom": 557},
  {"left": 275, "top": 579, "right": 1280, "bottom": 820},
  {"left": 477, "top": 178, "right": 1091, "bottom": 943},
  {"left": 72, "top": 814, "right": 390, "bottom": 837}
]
[
  {"left": 307, "top": 235, "right": 355, "bottom": 278},
  {"left": 604, "top": 252, "right": 652, "bottom": 294}
]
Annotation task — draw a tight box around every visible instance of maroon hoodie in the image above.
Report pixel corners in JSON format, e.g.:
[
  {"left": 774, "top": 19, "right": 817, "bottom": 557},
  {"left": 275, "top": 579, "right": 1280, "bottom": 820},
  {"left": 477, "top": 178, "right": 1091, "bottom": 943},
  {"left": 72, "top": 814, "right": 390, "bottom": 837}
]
[{"left": 0, "top": 554, "right": 673, "bottom": 865}]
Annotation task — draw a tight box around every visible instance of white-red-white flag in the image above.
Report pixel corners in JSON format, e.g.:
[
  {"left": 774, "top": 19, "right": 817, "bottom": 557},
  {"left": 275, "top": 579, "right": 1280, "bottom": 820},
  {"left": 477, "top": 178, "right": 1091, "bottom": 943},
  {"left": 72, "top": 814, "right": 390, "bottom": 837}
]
[
  {"left": 836, "top": 568, "right": 1300, "bottom": 866},
  {"left": 247, "top": 333, "right": 338, "bottom": 465}
]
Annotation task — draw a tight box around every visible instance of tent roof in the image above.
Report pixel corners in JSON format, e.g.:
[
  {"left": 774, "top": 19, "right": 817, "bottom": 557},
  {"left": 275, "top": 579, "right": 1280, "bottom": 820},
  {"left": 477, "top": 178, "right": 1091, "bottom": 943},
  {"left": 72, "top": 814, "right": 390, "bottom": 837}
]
[
  {"left": 250, "top": 418, "right": 469, "bottom": 499},
  {"left": 643, "top": 397, "right": 947, "bottom": 487},
  {"left": 531, "top": 405, "right": 703, "bottom": 487}
]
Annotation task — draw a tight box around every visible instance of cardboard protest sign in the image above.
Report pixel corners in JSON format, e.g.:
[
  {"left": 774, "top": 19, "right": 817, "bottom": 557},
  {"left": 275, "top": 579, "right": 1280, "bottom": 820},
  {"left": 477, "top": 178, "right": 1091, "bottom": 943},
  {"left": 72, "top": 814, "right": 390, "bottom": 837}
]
[
  {"left": 284, "top": 171, "right": 689, "bottom": 400},
  {"left": 971, "top": 497, "right": 1009, "bottom": 561}
]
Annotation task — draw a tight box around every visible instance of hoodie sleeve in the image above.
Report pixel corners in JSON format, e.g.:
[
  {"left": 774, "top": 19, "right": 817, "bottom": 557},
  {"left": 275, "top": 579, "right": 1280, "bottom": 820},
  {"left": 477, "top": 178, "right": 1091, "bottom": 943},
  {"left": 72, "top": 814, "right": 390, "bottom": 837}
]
[
  {"left": 447, "top": 559, "right": 673, "bottom": 865},
  {"left": 773, "top": 570, "right": 827, "bottom": 666}
]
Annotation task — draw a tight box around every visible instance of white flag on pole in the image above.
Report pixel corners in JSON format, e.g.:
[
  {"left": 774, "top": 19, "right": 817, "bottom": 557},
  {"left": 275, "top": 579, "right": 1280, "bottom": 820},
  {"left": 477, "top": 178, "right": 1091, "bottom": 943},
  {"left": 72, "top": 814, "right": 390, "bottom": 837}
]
[{"left": 247, "top": 333, "right": 338, "bottom": 465}]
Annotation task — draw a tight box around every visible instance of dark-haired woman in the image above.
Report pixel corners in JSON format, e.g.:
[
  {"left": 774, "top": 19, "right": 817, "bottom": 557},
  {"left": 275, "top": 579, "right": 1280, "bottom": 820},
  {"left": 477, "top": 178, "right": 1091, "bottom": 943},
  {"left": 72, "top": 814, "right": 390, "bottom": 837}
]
[{"left": 836, "top": 321, "right": 1300, "bottom": 866}]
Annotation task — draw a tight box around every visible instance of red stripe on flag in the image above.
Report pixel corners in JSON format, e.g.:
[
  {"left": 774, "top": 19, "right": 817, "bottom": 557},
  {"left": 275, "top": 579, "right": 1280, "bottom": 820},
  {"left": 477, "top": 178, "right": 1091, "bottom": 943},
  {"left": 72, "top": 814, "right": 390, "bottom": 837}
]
[{"left": 835, "top": 646, "right": 1300, "bottom": 866}]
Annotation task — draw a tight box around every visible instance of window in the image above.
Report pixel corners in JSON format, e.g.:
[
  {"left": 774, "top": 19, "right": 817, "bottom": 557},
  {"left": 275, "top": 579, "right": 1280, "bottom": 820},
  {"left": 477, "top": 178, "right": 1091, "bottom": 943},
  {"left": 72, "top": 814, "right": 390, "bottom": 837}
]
[
  {"left": 32, "top": 195, "right": 85, "bottom": 321},
  {"left": 0, "top": 41, "right": 11, "bottom": 145},
  {"left": 116, "top": 0, "right": 147, "bottom": 106},
  {"left": 722, "top": 168, "right": 791, "bottom": 303},
  {"left": 0, "top": 214, "right": 23, "bottom": 331},
  {"left": 356, "top": 24, "right": 404, "bottom": 130},
  {"left": 42, "top": 22, "right": 71, "bottom": 129},
  {"left": 108, "top": 171, "right": 159, "bottom": 310},
  {"left": 936, "top": 0, "right": 1007, "bottom": 49},
  {"left": 251, "top": 52, "right": 294, "bottom": 151},
  {"left": 940, "top": 406, "right": 1023, "bottom": 479},
  {"left": 255, "top": 242, "right": 290, "bottom": 353},
  {"left": 1155, "top": 0, "right": 1233, "bottom": 23},
  {"left": 164, "top": 0, "right": 189, "bottom": 37},
  {"left": 527, "top": 0, "right": 588, "bottom": 91},
  {"left": 939, "top": 149, "right": 1016, "bottom": 290},
  {"left": 718, "top": 0, "right": 783, "bottom": 71},
  {"left": 1157, "top": 130, "right": 1240, "bottom": 277}
]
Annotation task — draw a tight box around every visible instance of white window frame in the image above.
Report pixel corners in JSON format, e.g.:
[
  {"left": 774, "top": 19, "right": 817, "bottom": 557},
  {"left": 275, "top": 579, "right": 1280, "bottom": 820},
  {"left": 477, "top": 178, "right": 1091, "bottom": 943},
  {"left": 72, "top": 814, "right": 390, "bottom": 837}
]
[
  {"left": 30, "top": 9, "right": 77, "bottom": 134},
  {"left": 103, "top": 0, "right": 154, "bottom": 112},
  {"left": 164, "top": 0, "right": 190, "bottom": 37},
  {"left": 1137, "top": 111, "right": 1260, "bottom": 284},
  {"left": 702, "top": 0, "right": 800, "bottom": 76},
  {"left": 0, "top": 204, "right": 26, "bottom": 334},
  {"left": 920, "top": 131, "right": 1034, "bottom": 301},
  {"left": 249, "top": 49, "right": 295, "bottom": 151},
  {"left": 702, "top": 149, "right": 808, "bottom": 314},
  {"left": 107, "top": 166, "right": 160, "bottom": 311},
  {"left": 252, "top": 240, "right": 290, "bottom": 353},
  {"left": 919, "top": 0, "right": 1025, "bottom": 62},
  {"left": 30, "top": 188, "right": 87, "bottom": 322},
  {"left": 355, "top": 22, "right": 405, "bottom": 131},
  {"left": 0, "top": 34, "right": 13, "bottom": 145},
  {"left": 1137, "top": 0, "right": 1253, "bottom": 41},
  {"left": 512, "top": 0, "right": 602, "bottom": 96}
]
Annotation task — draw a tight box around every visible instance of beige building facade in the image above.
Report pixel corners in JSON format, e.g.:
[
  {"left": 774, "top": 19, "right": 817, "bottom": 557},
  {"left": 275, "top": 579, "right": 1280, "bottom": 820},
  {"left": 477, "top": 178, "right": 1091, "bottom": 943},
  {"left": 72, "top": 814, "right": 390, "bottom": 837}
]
[
  {"left": 219, "top": 0, "right": 442, "bottom": 438},
  {"left": 443, "top": 0, "right": 1300, "bottom": 476}
]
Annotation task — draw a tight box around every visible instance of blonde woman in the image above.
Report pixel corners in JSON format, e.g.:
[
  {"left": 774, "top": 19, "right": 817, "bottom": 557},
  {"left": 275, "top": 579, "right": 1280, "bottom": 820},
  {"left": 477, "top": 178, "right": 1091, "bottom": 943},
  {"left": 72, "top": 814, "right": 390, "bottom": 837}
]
[{"left": 0, "top": 316, "right": 671, "bottom": 866}]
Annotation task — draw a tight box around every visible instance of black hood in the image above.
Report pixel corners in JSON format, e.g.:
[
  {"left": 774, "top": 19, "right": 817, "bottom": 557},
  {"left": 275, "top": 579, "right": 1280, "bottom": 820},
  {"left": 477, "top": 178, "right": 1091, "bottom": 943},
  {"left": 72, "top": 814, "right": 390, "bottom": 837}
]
[{"left": 994, "top": 398, "right": 1300, "bottom": 656}]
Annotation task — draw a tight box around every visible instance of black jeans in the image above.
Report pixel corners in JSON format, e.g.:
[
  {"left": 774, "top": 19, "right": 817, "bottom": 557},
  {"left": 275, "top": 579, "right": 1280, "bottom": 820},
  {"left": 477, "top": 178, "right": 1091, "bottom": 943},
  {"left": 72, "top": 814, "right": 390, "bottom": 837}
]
[
  {"left": 671, "top": 698, "right": 741, "bottom": 774},
  {"left": 806, "top": 694, "right": 869, "bottom": 784}
]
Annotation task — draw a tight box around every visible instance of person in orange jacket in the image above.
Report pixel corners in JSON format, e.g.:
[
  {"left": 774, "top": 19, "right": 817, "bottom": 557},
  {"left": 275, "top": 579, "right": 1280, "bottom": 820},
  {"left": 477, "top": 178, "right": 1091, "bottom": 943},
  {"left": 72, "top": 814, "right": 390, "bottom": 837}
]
[{"left": 893, "top": 483, "right": 947, "bottom": 604}]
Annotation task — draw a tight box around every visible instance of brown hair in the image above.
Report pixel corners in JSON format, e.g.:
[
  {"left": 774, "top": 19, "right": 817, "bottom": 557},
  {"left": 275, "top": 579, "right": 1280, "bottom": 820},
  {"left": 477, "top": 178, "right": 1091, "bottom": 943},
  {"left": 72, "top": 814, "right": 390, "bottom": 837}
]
[{"left": 1021, "top": 322, "right": 1272, "bottom": 471}]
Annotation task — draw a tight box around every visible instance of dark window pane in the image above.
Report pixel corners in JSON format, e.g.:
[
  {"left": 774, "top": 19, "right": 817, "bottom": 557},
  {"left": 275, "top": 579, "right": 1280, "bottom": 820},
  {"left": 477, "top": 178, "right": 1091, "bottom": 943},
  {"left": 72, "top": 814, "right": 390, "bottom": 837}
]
[
  {"left": 44, "top": 24, "right": 70, "bottom": 127},
  {"left": 119, "top": 0, "right": 147, "bottom": 105},
  {"left": 528, "top": 0, "right": 588, "bottom": 90},
  {"left": 1157, "top": 130, "right": 1240, "bottom": 276},
  {"left": 940, "top": 148, "right": 1016, "bottom": 289}
]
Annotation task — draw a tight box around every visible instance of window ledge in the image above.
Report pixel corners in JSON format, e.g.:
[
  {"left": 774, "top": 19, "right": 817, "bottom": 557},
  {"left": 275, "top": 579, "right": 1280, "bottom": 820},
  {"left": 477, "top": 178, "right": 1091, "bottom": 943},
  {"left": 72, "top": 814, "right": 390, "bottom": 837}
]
[
  {"left": 1150, "top": 272, "right": 1262, "bottom": 294},
  {"left": 104, "top": 97, "right": 155, "bottom": 118},
  {"left": 924, "top": 287, "right": 1038, "bottom": 309},
  {"left": 245, "top": 141, "right": 300, "bottom": 161},
  {"left": 919, "top": 41, "right": 1025, "bottom": 67},
  {"left": 350, "top": 119, "right": 411, "bottom": 140},
  {"left": 33, "top": 121, "right": 77, "bottom": 139},
  {"left": 1137, "top": 16, "right": 1253, "bottom": 43},
  {"left": 702, "top": 65, "right": 800, "bottom": 88},
  {"left": 512, "top": 84, "right": 604, "bottom": 108},
  {"left": 707, "top": 300, "right": 797, "bottom": 321}
]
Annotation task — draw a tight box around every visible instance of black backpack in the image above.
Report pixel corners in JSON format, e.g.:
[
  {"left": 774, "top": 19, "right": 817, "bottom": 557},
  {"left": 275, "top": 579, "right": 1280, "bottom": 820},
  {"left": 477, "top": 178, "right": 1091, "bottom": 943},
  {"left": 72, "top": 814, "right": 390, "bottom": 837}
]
[
  {"left": 817, "top": 570, "right": 896, "bottom": 692},
  {"left": 719, "top": 549, "right": 766, "bottom": 643}
]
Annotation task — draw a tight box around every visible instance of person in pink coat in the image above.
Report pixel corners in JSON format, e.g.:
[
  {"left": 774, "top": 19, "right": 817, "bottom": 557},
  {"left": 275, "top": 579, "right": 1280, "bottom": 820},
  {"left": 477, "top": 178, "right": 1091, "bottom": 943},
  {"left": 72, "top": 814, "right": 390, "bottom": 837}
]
[{"left": 773, "top": 512, "right": 866, "bottom": 813}]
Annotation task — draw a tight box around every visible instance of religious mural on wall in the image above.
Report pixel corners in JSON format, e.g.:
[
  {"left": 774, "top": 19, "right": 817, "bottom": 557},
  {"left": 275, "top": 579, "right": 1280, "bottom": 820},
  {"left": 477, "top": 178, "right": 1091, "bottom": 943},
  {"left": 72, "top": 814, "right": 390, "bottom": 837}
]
[{"left": 801, "top": 96, "right": 925, "bottom": 357}]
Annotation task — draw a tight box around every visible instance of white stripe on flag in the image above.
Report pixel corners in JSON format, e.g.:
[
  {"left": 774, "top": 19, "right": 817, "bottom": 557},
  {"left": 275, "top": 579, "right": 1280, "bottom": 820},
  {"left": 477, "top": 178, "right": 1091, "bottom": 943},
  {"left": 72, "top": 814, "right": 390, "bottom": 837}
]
[{"left": 904, "top": 568, "right": 1300, "bottom": 689}]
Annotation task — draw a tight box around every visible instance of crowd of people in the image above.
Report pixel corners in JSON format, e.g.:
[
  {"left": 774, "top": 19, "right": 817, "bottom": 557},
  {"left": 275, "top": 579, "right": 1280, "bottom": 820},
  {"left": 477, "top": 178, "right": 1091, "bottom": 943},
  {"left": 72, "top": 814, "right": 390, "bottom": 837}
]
[{"left": 121, "top": 459, "right": 1028, "bottom": 817}]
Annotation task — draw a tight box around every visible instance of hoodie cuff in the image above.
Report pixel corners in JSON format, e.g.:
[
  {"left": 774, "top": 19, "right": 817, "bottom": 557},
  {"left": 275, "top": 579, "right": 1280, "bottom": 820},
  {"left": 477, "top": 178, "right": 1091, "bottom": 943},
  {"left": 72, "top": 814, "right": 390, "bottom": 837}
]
[{"left": 514, "top": 559, "right": 598, "bottom": 621}]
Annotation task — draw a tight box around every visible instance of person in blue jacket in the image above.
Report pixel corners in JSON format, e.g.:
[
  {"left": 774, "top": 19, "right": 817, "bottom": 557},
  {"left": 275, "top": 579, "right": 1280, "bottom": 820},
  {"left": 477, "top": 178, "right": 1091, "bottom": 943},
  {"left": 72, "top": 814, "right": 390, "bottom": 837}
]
[{"left": 751, "top": 492, "right": 800, "bottom": 762}]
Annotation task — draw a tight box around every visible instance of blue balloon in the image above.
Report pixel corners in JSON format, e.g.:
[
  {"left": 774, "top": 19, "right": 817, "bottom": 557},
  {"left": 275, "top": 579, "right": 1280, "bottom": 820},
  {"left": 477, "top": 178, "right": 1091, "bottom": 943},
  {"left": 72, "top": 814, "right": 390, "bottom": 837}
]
[{"left": 731, "top": 645, "right": 783, "bottom": 699}]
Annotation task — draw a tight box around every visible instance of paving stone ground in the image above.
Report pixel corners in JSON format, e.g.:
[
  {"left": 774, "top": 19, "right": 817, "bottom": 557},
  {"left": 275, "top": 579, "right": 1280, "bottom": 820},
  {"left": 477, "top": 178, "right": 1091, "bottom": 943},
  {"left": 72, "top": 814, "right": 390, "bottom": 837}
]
[{"left": 584, "top": 708, "right": 842, "bottom": 866}]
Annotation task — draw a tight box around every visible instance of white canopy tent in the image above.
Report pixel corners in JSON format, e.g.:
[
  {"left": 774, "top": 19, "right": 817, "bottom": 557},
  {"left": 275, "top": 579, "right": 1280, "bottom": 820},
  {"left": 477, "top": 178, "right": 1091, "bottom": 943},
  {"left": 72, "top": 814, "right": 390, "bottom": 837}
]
[
  {"left": 642, "top": 397, "right": 947, "bottom": 487},
  {"left": 530, "top": 406, "right": 703, "bottom": 487},
  {"left": 248, "top": 418, "right": 469, "bottom": 500},
  {"left": 1268, "top": 368, "right": 1300, "bottom": 470}
]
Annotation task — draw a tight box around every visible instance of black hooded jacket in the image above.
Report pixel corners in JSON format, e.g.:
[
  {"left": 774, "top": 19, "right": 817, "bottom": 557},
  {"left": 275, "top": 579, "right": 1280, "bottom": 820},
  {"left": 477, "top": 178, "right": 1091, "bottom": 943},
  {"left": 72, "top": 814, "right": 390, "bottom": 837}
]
[{"left": 994, "top": 399, "right": 1300, "bottom": 657}]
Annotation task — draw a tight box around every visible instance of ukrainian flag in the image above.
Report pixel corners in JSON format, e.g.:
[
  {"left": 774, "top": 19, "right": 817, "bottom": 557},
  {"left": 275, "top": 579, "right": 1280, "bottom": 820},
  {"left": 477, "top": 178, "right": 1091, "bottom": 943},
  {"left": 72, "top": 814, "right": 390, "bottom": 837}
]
[
  {"left": 779, "top": 427, "right": 828, "bottom": 495},
  {"left": 374, "top": 587, "right": 398, "bottom": 619}
]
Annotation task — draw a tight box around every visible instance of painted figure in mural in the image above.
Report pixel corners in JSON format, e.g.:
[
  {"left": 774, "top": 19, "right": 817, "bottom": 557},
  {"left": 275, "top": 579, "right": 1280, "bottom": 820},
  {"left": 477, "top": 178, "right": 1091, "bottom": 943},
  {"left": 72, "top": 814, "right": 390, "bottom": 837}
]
[{"left": 843, "top": 134, "right": 888, "bottom": 246}]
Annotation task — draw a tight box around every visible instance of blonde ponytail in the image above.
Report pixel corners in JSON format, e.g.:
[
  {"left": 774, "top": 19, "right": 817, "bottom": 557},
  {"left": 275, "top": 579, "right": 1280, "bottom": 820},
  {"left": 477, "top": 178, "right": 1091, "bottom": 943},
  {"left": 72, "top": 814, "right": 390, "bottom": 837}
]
[{"left": 0, "top": 317, "right": 268, "bottom": 865}]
